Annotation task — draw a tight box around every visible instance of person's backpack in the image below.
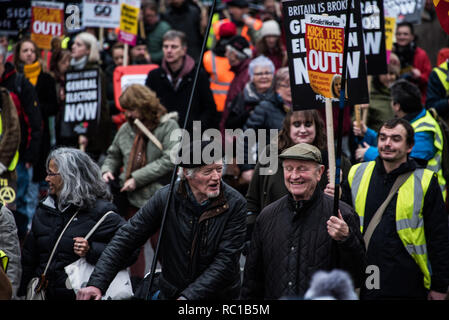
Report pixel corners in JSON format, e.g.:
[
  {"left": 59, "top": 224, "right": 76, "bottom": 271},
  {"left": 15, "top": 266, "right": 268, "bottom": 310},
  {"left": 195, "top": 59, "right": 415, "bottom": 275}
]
[{"left": 428, "top": 107, "right": 449, "bottom": 204}]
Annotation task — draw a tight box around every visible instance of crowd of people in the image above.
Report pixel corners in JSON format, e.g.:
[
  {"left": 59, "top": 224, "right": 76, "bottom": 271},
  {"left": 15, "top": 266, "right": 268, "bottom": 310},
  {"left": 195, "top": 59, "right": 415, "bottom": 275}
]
[{"left": 1, "top": 0, "right": 449, "bottom": 301}]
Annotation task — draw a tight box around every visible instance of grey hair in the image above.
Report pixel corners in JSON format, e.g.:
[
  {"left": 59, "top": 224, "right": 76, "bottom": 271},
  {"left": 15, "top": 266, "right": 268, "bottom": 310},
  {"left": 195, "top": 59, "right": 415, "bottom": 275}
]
[
  {"left": 47, "top": 147, "right": 112, "bottom": 209},
  {"left": 248, "top": 55, "right": 275, "bottom": 81},
  {"left": 75, "top": 32, "right": 100, "bottom": 63},
  {"left": 304, "top": 269, "right": 358, "bottom": 300},
  {"left": 177, "top": 157, "right": 227, "bottom": 180},
  {"left": 274, "top": 67, "right": 290, "bottom": 89}
]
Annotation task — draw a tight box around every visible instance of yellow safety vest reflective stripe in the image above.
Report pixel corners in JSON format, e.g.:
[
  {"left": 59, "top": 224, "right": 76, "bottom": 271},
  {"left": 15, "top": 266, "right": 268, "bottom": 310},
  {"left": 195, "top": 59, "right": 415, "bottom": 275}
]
[
  {"left": 412, "top": 110, "right": 446, "bottom": 200},
  {"left": 433, "top": 61, "right": 449, "bottom": 92},
  {"left": 0, "top": 114, "right": 19, "bottom": 171},
  {"left": 348, "top": 161, "right": 433, "bottom": 289},
  {"left": 0, "top": 250, "right": 8, "bottom": 272}
]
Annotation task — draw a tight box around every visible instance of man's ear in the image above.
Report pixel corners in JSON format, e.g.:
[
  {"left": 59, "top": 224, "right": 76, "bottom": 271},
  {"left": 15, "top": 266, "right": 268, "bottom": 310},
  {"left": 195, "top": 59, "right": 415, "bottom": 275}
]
[{"left": 316, "top": 164, "right": 325, "bottom": 181}]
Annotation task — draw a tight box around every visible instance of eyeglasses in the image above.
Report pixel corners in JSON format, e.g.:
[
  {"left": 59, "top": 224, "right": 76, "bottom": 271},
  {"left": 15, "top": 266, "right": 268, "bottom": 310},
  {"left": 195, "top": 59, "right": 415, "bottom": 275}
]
[
  {"left": 46, "top": 170, "right": 60, "bottom": 177},
  {"left": 253, "top": 71, "right": 273, "bottom": 77},
  {"left": 278, "top": 83, "right": 290, "bottom": 88}
]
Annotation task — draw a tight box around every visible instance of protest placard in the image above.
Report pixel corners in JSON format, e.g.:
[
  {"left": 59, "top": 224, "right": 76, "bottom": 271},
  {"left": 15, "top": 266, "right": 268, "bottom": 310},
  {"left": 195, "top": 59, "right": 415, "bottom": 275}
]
[
  {"left": 63, "top": 69, "right": 101, "bottom": 136},
  {"left": 384, "top": 15, "right": 396, "bottom": 64},
  {"left": 118, "top": 0, "right": 141, "bottom": 46},
  {"left": 384, "top": 0, "right": 425, "bottom": 24},
  {"left": 31, "top": 1, "right": 64, "bottom": 50},
  {"left": 82, "top": 0, "right": 121, "bottom": 29},
  {"left": 361, "top": 0, "right": 387, "bottom": 74},
  {"left": 305, "top": 14, "right": 344, "bottom": 98},
  {"left": 0, "top": 0, "right": 31, "bottom": 36},
  {"left": 282, "top": 0, "right": 369, "bottom": 110}
]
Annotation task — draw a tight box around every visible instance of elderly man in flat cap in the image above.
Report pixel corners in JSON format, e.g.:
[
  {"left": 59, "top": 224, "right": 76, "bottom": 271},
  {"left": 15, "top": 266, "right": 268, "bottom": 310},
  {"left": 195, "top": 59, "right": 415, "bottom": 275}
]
[
  {"left": 241, "top": 143, "right": 366, "bottom": 300},
  {"left": 77, "top": 140, "right": 247, "bottom": 300}
]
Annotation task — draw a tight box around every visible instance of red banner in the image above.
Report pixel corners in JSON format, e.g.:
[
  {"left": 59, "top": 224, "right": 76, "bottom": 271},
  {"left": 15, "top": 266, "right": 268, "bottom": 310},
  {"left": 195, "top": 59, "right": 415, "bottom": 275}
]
[{"left": 435, "top": 0, "right": 449, "bottom": 35}]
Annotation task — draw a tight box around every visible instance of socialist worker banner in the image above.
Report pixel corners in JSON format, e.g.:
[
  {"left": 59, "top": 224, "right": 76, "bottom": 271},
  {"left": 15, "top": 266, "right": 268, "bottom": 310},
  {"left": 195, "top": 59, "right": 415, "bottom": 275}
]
[
  {"left": 305, "top": 14, "right": 344, "bottom": 98},
  {"left": 283, "top": 0, "right": 369, "bottom": 110},
  {"left": 31, "top": 1, "right": 64, "bottom": 50}
]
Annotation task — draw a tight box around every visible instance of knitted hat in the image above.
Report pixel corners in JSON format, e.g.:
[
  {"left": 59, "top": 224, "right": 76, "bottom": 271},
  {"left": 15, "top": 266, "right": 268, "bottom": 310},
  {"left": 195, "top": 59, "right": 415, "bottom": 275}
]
[
  {"left": 260, "top": 20, "right": 281, "bottom": 38},
  {"left": 226, "top": 0, "right": 249, "bottom": 8},
  {"left": 219, "top": 21, "right": 237, "bottom": 39},
  {"left": 227, "top": 35, "right": 252, "bottom": 58}
]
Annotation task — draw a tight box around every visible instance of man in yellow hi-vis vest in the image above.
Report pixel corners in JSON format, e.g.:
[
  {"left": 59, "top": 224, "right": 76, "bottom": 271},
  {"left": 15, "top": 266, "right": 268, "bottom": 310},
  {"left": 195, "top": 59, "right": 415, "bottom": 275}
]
[
  {"left": 354, "top": 79, "right": 447, "bottom": 202},
  {"left": 343, "top": 118, "right": 449, "bottom": 300}
]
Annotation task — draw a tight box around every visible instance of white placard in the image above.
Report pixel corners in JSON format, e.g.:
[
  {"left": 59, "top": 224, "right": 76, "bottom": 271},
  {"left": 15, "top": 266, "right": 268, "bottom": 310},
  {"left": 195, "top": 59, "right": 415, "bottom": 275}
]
[{"left": 82, "top": 0, "right": 121, "bottom": 29}]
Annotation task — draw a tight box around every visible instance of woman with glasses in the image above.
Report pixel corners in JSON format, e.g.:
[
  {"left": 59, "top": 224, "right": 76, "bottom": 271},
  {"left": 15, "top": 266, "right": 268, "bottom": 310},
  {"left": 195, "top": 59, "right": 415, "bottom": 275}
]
[{"left": 18, "top": 147, "right": 136, "bottom": 300}]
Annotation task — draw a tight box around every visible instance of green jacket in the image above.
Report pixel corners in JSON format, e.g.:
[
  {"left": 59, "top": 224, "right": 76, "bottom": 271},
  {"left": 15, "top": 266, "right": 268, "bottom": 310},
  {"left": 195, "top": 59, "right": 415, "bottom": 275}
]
[
  {"left": 101, "top": 113, "right": 180, "bottom": 208},
  {"left": 145, "top": 20, "right": 171, "bottom": 65}
]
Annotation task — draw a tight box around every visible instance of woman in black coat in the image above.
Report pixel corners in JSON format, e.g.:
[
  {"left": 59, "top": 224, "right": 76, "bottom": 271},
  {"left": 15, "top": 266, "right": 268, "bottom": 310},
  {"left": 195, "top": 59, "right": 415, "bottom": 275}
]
[{"left": 19, "top": 148, "right": 133, "bottom": 300}]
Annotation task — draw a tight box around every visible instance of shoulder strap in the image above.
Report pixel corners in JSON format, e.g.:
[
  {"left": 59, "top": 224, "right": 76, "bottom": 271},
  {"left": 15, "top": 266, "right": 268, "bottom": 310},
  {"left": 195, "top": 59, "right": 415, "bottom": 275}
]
[
  {"left": 363, "top": 171, "right": 413, "bottom": 250},
  {"left": 84, "top": 211, "right": 115, "bottom": 241},
  {"left": 43, "top": 209, "right": 79, "bottom": 276}
]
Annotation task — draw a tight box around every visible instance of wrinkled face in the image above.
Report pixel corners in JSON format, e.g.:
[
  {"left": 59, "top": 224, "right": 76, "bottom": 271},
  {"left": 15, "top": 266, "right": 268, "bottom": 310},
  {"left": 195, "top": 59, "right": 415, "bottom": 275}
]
[
  {"left": 283, "top": 159, "right": 323, "bottom": 201},
  {"left": 144, "top": 8, "right": 158, "bottom": 25},
  {"left": 71, "top": 37, "right": 90, "bottom": 60},
  {"left": 252, "top": 65, "right": 274, "bottom": 93},
  {"left": 289, "top": 113, "right": 317, "bottom": 145},
  {"left": 395, "top": 25, "right": 414, "bottom": 47},
  {"left": 112, "top": 48, "right": 124, "bottom": 66},
  {"left": 162, "top": 38, "right": 186, "bottom": 65},
  {"left": 20, "top": 41, "right": 37, "bottom": 65},
  {"left": 186, "top": 161, "right": 223, "bottom": 202},
  {"left": 276, "top": 78, "right": 291, "bottom": 104},
  {"left": 378, "top": 124, "right": 412, "bottom": 164},
  {"left": 264, "top": 35, "right": 278, "bottom": 49},
  {"left": 45, "top": 159, "right": 63, "bottom": 197}
]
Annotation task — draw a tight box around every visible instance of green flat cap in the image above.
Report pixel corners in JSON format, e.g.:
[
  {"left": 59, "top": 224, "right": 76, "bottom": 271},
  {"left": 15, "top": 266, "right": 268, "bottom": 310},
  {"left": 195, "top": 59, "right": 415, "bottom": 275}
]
[{"left": 279, "top": 143, "right": 322, "bottom": 163}]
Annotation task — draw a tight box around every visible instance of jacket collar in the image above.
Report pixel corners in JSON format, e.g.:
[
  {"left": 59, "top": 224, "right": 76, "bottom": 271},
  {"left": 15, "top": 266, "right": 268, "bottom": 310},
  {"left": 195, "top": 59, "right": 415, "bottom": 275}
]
[{"left": 287, "top": 185, "right": 322, "bottom": 219}]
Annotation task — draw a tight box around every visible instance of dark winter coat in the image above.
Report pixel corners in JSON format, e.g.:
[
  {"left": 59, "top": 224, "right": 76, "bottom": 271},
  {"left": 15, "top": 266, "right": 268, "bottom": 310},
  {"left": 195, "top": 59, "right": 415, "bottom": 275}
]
[
  {"left": 87, "top": 179, "right": 247, "bottom": 300},
  {"left": 0, "top": 62, "right": 42, "bottom": 165},
  {"left": 240, "top": 188, "right": 366, "bottom": 299},
  {"left": 145, "top": 58, "right": 218, "bottom": 133},
  {"left": 341, "top": 157, "right": 449, "bottom": 299},
  {"left": 426, "top": 66, "right": 449, "bottom": 118},
  {"left": 18, "top": 197, "right": 128, "bottom": 300}
]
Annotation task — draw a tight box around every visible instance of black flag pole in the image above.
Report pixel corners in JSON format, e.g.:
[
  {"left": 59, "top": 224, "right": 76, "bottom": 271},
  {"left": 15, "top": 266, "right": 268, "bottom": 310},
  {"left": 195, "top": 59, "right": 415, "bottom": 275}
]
[
  {"left": 144, "top": 0, "right": 218, "bottom": 300},
  {"left": 333, "top": 0, "right": 353, "bottom": 217}
]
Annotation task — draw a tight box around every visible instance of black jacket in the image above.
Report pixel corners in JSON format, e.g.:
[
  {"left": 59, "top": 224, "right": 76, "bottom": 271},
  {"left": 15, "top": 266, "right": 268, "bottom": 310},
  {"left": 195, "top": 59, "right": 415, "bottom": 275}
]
[
  {"left": 241, "top": 188, "right": 366, "bottom": 299},
  {"left": 19, "top": 197, "right": 127, "bottom": 300},
  {"left": 87, "top": 180, "right": 247, "bottom": 300},
  {"left": 145, "top": 62, "right": 218, "bottom": 133},
  {"left": 0, "top": 62, "right": 42, "bottom": 165},
  {"left": 341, "top": 157, "right": 449, "bottom": 299}
]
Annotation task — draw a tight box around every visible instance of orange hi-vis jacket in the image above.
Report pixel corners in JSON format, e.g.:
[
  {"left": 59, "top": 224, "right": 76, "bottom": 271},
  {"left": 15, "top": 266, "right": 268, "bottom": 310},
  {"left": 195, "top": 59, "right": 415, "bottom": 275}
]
[{"left": 203, "top": 50, "right": 235, "bottom": 112}]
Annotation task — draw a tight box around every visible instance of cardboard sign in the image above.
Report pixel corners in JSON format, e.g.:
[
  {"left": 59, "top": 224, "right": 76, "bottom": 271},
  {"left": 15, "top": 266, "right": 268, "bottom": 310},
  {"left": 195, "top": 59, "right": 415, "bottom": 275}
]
[
  {"left": 82, "top": 0, "right": 121, "bottom": 29},
  {"left": 283, "top": 0, "right": 369, "bottom": 110},
  {"left": 305, "top": 14, "right": 344, "bottom": 98},
  {"left": 384, "top": 0, "right": 425, "bottom": 24},
  {"left": 113, "top": 64, "right": 158, "bottom": 112},
  {"left": 118, "top": 0, "right": 141, "bottom": 46},
  {"left": 0, "top": 0, "right": 31, "bottom": 36},
  {"left": 384, "top": 16, "right": 396, "bottom": 64},
  {"left": 31, "top": 1, "right": 64, "bottom": 50},
  {"left": 63, "top": 69, "right": 101, "bottom": 136},
  {"left": 361, "top": 0, "right": 387, "bottom": 75}
]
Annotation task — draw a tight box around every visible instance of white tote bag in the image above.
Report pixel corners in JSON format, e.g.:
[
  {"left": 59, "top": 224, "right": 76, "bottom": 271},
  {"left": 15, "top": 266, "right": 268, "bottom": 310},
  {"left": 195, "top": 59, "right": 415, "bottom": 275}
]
[{"left": 64, "top": 211, "right": 134, "bottom": 300}]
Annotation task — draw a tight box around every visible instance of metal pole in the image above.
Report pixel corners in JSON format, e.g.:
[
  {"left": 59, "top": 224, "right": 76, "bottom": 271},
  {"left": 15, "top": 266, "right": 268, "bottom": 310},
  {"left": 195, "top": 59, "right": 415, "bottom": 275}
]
[{"left": 145, "top": 0, "right": 218, "bottom": 300}]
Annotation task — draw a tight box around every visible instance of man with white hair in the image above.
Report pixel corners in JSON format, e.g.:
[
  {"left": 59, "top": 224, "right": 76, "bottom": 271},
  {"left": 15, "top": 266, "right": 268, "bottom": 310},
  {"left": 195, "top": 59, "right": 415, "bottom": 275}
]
[{"left": 77, "top": 139, "right": 247, "bottom": 300}]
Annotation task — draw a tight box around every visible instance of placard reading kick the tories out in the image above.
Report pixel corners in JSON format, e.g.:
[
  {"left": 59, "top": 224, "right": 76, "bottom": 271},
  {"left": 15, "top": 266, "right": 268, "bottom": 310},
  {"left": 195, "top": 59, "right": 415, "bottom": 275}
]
[{"left": 282, "top": 0, "right": 370, "bottom": 110}]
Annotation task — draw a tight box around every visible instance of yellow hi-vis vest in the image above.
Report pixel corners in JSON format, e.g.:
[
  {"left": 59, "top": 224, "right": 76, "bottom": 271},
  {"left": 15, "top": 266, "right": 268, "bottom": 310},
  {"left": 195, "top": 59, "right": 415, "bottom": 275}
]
[
  {"left": 0, "top": 250, "right": 8, "bottom": 272},
  {"left": 348, "top": 161, "right": 434, "bottom": 289},
  {"left": 433, "top": 60, "right": 449, "bottom": 93},
  {"left": 0, "top": 114, "right": 19, "bottom": 171},
  {"left": 412, "top": 110, "right": 446, "bottom": 201}
]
